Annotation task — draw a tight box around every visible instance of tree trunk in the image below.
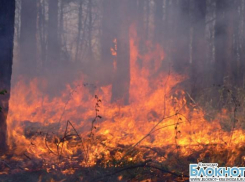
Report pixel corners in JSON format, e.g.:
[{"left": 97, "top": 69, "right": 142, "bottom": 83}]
[
  {"left": 75, "top": 0, "right": 83, "bottom": 62},
  {"left": 145, "top": 0, "right": 150, "bottom": 40},
  {"left": 0, "top": 0, "right": 15, "bottom": 153},
  {"left": 234, "top": 0, "right": 244, "bottom": 86},
  {"left": 59, "top": 0, "right": 64, "bottom": 62},
  {"left": 88, "top": 0, "right": 92, "bottom": 60},
  {"left": 136, "top": 0, "right": 146, "bottom": 69},
  {"left": 239, "top": 0, "right": 245, "bottom": 86},
  {"left": 171, "top": 0, "right": 190, "bottom": 74},
  {"left": 19, "top": 0, "right": 37, "bottom": 76},
  {"left": 37, "top": 0, "right": 47, "bottom": 71},
  {"left": 191, "top": 0, "right": 207, "bottom": 98},
  {"left": 214, "top": 0, "right": 230, "bottom": 85},
  {"left": 100, "top": 0, "right": 117, "bottom": 85},
  {"left": 111, "top": 0, "right": 131, "bottom": 105},
  {"left": 154, "top": 0, "right": 163, "bottom": 44},
  {"left": 47, "top": 0, "right": 60, "bottom": 69}
]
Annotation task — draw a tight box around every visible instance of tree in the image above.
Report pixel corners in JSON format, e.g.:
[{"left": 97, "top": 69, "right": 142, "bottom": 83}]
[
  {"left": 170, "top": 0, "right": 191, "bottom": 74},
  {"left": 47, "top": 0, "right": 60, "bottom": 69},
  {"left": 19, "top": 0, "right": 37, "bottom": 76},
  {"left": 100, "top": 0, "right": 117, "bottom": 85},
  {"left": 0, "top": 0, "right": 15, "bottom": 153},
  {"left": 88, "top": 0, "right": 92, "bottom": 60},
  {"left": 190, "top": 0, "right": 207, "bottom": 98},
  {"left": 135, "top": 0, "right": 147, "bottom": 72},
  {"left": 111, "top": 0, "right": 133, "bottom": 105},
  {"left": 37, "top": 0, "right": 47, "bottom": 71},
  {"left": 154, "top": 0, "right": 164, "bottom": 45},
  {"left": 230, "top": 0, "right": 241, "bottom": 86},
  {"left": 75, "top": 0, "right": 83, "bottom": 62},
  {"left": 214, "top": 0, "right": 231, "bottom": 85}
]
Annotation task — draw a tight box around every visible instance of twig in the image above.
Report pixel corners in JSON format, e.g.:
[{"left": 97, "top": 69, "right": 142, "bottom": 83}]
[
  {"left": 186, "top": 92, "right": 197, "bottom": 105},
  {"left": 118, "top": 113, "right": 178, "bottom": 162},
  {"left": 45, "top": 133, "right": 58, "bottom": 156},
  {"left": 92, "top": 160, "right": 151, "bottom": 181},
  {"left": 117, "top": 100, "right": 189, "bottom": 162},
  {"left": 89, "top": 95, "right": 102, "bottom": 137},
  {"left": 151, "top": 122, "right": 184, "bottom": 134},
  {"left": 0, "top": 160, "right": 11, "bottom": 169},
  {"left": 59, "top": 120, "right": 86, "bottom": 160},
  {"left": 147, "top": 164, "right": 188, "bottom": 177},
  {"left": 66, "top": 120, "right": 82, "bottom": 140},
  {"left": 59, "top": 120, "right": 70, "bottom": 157},
  {"left": 92, "top": 160, "right": 187, "bottom": 181},
  {"left": 44, "top": 85, "right": 81, "bottom": 157},
  {"left": 23, "top": 153, "right": 32, "bottom": 160},
  {"left": 85, "top": 96, "right": 102, "bottom": 165},
  {"left": 58, "top": 85, "right": 80, "bottom": 125}
]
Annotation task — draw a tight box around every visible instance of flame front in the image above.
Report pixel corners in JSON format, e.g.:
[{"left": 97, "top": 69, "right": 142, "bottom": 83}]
[{"left": 5, "top": 24, "right": 245, "bottom": 174}]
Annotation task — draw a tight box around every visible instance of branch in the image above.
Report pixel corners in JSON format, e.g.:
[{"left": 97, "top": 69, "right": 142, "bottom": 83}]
[{"left": 92, "top": 160, "right": 187, "bottom": 181}]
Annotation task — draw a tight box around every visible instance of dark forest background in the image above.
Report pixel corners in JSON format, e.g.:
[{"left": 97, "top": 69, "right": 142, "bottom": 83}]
[
  {"left": 11, "top": 0, "right": 245, "bottom": 102},
  {"left": 1, "top": 0, "right": 245, "bottom": 152}
]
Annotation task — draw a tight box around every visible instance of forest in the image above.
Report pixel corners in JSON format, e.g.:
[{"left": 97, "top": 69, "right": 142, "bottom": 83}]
[{"left": 0, "top": 0, "right": 245, "bottom": 181}]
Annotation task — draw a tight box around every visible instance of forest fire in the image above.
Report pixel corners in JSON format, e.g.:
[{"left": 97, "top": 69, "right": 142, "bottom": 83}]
[{"left": 1, "top": 24, "right": 245, "bottom": 181}]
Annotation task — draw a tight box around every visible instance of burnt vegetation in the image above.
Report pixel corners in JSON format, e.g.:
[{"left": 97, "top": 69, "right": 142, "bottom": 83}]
[{"left": 1, "top": 0, "right": 245, "bottom": 182}]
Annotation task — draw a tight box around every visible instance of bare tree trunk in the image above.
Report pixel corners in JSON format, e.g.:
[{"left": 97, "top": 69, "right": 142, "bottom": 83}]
[
  {"left": 235, "top": 0, "right": 245, "bottom": 86},
  {"left": 19, "top": 0, "right": 37, "bottom": 76},
  {"left": 191, "top": 0, "right": 207, "bottom": 98},
  {"left": 239, "top": 0, "right": 245, "bottom": 86},
  {"left": 154, "top": 0, "right": 163, "bottom": 44},
  {"left": 171, "top": 0, "right": 190, "bottom": 74},
  {"left": 37, "top": 0, "right": 47, "bottom": 71},
  {"left": 15, "top": 0, "right": 22, "bottom": 44},
  {"left": 47, "top": 0, "right": 60, "bottom": 69},
  {"left": 88, "top": 0, "right": 92, "bottom": 60},
  {"left": 59, "top": 0, "right": 64, "bottom": 61},
  {"left": 0, "top": 0, "right": 15, "bottom": 153},
  {"left": 145, "top": 0, "right": 150, "bottom": 40},
  {"left": 214, "top": 0, "right": 230, "bottom": 85},
  {"left": 137, "top": 0, "right": 146, "bottom": 68},
  {"left": 75, "top": 0, "right": 83, "bottom": 62},
  {"left": 100, "top": 0, "right": 117, "bottom": 85},
  {"left": 232, "top": 3, "right": 238, "bottom": 86},
  {"left": 111, "top": 0, "right": 131, "bottom": 105}
]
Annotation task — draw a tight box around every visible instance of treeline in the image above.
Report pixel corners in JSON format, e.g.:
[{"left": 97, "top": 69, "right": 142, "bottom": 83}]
[{"left": 13, "top": 0, "right": 245, "bottom": 102}]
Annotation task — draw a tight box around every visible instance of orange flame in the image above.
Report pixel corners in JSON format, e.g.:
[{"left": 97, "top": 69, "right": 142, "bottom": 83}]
[{"left": 5, "top": 24, "right": 245, "bottom": 173}]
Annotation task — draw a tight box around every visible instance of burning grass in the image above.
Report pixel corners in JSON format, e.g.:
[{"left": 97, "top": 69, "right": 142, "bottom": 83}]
[{"left": 1, "top": 75, "right": 245, "bottom": 182}]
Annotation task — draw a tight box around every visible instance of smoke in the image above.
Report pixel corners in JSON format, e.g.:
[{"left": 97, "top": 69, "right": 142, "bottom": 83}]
[{"left": 11, "top": 0, "right": 244, "bottom": 101}]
